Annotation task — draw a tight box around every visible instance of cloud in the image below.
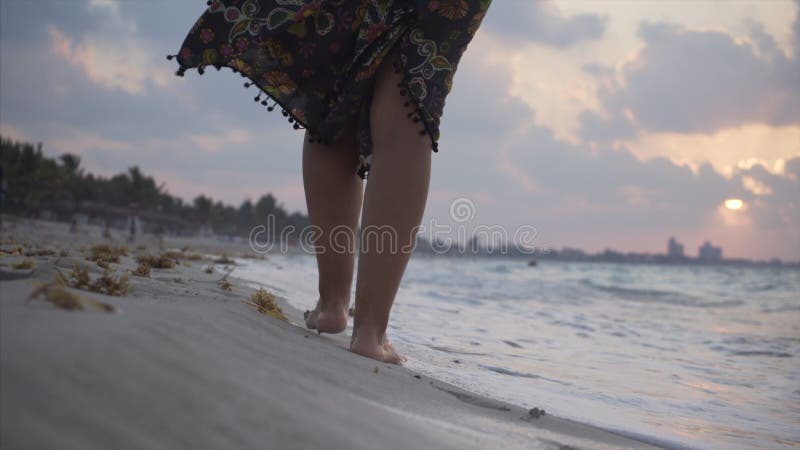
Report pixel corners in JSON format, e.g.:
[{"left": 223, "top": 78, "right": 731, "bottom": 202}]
[
  {"left": 578, "top": 108, "right": 637, "bottom": 142},
  {"left": 87, "top": 0, "right": 136, "bottom": 33},
  {"left": 616, "top": 123, "right": 800, "bottom": 176},
  {"left": 499, "top": 120, "right": 800, "bottom": 256},
  {"left": 39, "top": 0, "right": 171, "bottom": 96},
  {"left": 188, "top": 128, "right": 252, "bottom": 153},
  {"left": 483, "top": 1, "right": 607, "bottom": 47},
  {"left": 436, "top": 30, "right": 799, "bottom": 258},
  {"left": 794, "top": 0, "right": 800, "bottom": 56},
  {"left": 733, "top": 157, "right": 800, "bottom": 230},
  {"left": 581, "top": 20, "right": 800, "bottom": 138},
  {"left": 0, "top": 123, "right": 28, "bottom": 142},
  {"left": 45, "top": 127, "right": 138, "bottom": 156},
  {"left": 47, "top": 24, "right": 172, "bottom": 96}
]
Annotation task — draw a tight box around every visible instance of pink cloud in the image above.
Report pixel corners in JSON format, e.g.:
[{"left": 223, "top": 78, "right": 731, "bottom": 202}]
[{"left": 47, "top": 24, "right": 172, "bottom": 95}]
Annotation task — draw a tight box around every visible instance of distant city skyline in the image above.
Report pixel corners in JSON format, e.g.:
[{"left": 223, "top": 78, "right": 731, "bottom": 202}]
[
  {"left": 668, "top": 236, "right": 724, "bottom": 261},
  {"left": 1, "top": 0, "right": 798, "bottom": 259}
]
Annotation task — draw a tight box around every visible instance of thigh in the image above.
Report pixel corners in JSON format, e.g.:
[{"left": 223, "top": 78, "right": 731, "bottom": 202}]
[{"left": 369, "top": 53, "right": 430, "bottom": 154}]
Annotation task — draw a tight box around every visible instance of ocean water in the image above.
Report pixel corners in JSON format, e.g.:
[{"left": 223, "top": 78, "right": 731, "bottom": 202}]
[{"left": 236, "top": 254, "right": 800, "bottom": 450}]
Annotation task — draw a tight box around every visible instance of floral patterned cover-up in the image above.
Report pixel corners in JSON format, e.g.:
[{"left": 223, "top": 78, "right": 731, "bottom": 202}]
[{"left": 170, "top": 0, "right": 491, "bottom": 178}]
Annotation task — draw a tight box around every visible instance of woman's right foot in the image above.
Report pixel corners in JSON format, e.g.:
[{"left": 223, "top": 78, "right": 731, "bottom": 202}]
[
  {"left": 304, "top": 302, "right": 348, "bottom": 334},
  {"left": 349, "top": 333, "right": 406, "bottom": 364}
]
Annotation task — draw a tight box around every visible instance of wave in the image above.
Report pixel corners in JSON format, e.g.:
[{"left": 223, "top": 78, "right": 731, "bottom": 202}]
[
  {"left": 730, "top": 350, "right": 793, "bottom": 358},
  {"left": 421, "top": 289, "right": 485, "bottom": 306},
  {"left": 428, "top": 345, "right": 487, "bottom": 356},
  {"left": 761, "top": 304, "right": 800, "bottom": 313},
  {"left": 579, "top": 279, "right": 744, "bottom": 308},
  {"left": 709, "top": 335, "right": 796, "bottom": 359},
  {"left": 482, "top": 365, "right": 571, "bottom": 386}
]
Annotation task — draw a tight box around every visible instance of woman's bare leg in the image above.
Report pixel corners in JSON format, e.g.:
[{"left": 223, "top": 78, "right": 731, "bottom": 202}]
[
  {"left": 302, "top": 129, "right": 363, "bottom": 333},
  {"left": 350, "top": 58, "right": 432, "bottom": 364}
]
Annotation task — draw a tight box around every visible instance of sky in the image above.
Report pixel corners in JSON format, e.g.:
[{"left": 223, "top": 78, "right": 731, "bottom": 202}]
[{"left": 1, "top": 0, "right": 798, "bottom": 260}]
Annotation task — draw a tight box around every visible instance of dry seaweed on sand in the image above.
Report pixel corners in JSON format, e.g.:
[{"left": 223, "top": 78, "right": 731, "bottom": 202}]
[
  {"left": 89, "top": 270, "right": 131, "bottom": 296},
  {"left": 217, "top": 268, "right": 233, "bottom": 291},
  {"left": 239, "top": 252, "right": 266, "bottom": 260},
  {"left": 24, "top": 248, "right": 56, "bottom": 257},
  {"left": 528, "top": 407, "right": 546, "bottom": 419},
  {"left": 27, "top": 276, "right": 115, "bottom": 312},
  {"left": 58, "top": 264, "right": 130, "bottom": 296},
  {"left": 214, "top": 254, "right": 235, "bottom": 264},
  {"left": 136, "top": 253, "right": 176, "bottom": 269},
  {"left": 12, "top": 259, "right": 35, "bottom": 270},
  {"left": 1, "top": 245, "right": 25, "bottom": 256},
  {"left": 243, "top": 288, "right": 286, "bottom": 321},
  {"left": 161, "top": 250, "right": 186, "bottom": 261},
  {"left": 132, "top": 263, "right": 151, "bottom": 277},
  {"left": 85, "top": 244, "right": 127, "bottom": 265},
  {"left": 67, "top": 264, "right": 91, "bottom": 289}
]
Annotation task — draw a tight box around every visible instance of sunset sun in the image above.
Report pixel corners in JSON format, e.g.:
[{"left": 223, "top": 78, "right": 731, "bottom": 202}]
[{"left": 724, "top": 198, "right": 744, "bottom": 210}]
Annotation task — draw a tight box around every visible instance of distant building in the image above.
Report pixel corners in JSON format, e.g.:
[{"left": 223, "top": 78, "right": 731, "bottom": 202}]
[
  {"left": 698, "top": 241, "right": 722, "bottom": 262},
  {"left": 667, "top": 237, "right": 685, "bottom": 259},
  {"left": 560, "top": 247, "right": 586, "bottom": 259}
]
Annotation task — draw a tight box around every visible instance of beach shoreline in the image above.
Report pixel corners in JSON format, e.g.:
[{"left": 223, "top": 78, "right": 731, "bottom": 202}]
[{"left": 0, "top": 216, "right": 665, "bottom": 450}]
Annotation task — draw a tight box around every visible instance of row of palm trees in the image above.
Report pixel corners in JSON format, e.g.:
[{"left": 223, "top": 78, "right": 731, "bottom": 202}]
[{"left": 0, "top": 136, "right": 308, "bottom": 237}]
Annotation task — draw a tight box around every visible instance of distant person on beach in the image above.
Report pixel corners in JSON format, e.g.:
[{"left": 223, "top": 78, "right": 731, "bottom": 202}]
[
  {"left": 0, "top": 165, "right": 6, "bottom": 209},
  {"left": 155, "top": 224, "right": 165, "bottom": 249},
  {"left": 128, "top": 217, "right": 137, "bottom": 243},
  {"left": 172, "top": 0, "right": 491, "bottom": 364}
]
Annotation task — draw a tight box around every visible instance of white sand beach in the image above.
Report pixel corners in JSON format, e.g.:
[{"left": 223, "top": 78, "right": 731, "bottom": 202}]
[{"left": 0, "top": 217, "right": 663, "bottom": 450}]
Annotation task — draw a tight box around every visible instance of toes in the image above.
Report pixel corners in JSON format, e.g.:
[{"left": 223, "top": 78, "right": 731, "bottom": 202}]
[
  {"left": 304, "top": 309, "right": 317, "bottom": 329},
  {"left": 387, "top": 348, "right": 406, "bottom": 365},
  {"left": 387, "top": 354, "right": 405, "bottom": 365},
  {"left": 349, "top": 345, "right": 404, "bottom": 364},
  {"left": 384, "top": 352, "right": 405, "bottom": 365},
  {"left": 384, "top": 341, "right": 406, "bottom": 364}
]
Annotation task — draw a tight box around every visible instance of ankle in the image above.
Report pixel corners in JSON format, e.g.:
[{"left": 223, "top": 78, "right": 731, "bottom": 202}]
[
  {"left": 350, "top": 324, "right": 386, "bottom": 347},
  {"left": 317, "top": 294, "right": 350, "bottom": 313}
]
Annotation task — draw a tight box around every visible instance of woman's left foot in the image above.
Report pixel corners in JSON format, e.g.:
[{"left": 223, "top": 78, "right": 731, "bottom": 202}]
[
  {"left": 349, "top": 333, "right": 406, "bottom": 365},
  {"left": 304, "top": 302, "right": 348, "bottom": 334}
]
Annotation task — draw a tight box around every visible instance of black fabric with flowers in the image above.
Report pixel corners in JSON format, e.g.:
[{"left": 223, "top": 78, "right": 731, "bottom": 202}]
[{"left": 171, "top": 0, "right": 491, "bottom": 178}]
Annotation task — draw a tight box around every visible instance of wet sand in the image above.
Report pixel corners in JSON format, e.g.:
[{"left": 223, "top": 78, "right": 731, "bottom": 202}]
[{"left": 0, "top": 216, "right": 663, "bottom": 450}]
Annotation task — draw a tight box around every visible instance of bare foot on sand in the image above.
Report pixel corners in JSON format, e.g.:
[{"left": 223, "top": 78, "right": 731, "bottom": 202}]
[
  {"left": 349, "top": 333, "right": 406, "bottom": 365},
  {"left": 304, "top": 302, "right": 348, "bottom": 334}
]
